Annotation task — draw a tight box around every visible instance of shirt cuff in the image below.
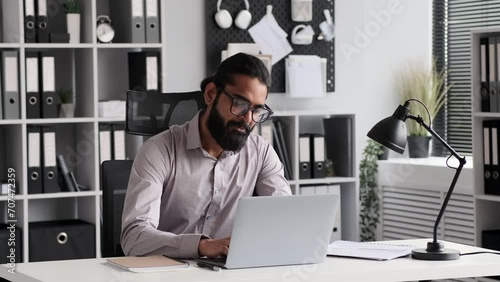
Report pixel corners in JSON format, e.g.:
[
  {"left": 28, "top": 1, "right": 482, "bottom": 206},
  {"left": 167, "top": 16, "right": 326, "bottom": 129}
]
[{"left": 178, "top": 234, "right": 208, "bottom": 259}]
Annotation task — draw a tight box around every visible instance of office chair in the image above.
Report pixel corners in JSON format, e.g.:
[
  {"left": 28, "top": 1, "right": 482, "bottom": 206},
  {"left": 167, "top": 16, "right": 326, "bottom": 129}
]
[
  {"left": 126, "top": 90, "right": 206, "bottom": 136},
  {"left": 100, "top": 90, "right": 205, "bottom": 257}
]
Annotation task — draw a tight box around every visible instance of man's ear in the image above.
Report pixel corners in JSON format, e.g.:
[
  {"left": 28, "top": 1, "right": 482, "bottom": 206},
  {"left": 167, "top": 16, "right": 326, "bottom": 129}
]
[{"left": 204, "top": 82, "right": 218, "bottom": 107}]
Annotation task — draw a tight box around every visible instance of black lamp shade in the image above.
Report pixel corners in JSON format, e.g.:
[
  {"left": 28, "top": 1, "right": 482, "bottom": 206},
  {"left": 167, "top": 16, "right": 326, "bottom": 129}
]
[{"left": 367, "top": 105, "right": 410, "bottom": 154}]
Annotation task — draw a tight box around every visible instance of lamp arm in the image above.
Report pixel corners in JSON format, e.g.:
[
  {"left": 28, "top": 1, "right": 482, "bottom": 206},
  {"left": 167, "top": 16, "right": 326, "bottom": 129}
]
[{"left": 407, "top": 114, "right": 467, "bottom": 244}]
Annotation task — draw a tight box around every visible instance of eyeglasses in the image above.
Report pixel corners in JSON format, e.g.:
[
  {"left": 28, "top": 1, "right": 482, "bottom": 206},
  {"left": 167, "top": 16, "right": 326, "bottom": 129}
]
[{"left": 218, "top": 88, "right": 273, "bottom": 123}]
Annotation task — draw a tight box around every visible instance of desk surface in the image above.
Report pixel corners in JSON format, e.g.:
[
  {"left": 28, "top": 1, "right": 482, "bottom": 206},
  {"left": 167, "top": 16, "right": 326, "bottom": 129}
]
[{"left": 2, "top": 239, "right": 500, "bottom": 282}]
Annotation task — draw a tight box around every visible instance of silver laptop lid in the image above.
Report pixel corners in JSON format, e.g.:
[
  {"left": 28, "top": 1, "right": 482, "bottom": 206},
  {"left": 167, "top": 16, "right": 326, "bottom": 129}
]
[{"left": 225, "top": 194, "right": 339, "bottom": 269}]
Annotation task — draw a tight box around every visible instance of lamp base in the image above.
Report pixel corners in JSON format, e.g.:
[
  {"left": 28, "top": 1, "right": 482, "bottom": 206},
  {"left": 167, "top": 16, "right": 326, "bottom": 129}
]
[{"left": 412, "top": 241, "right": 460, "bottom": 260}]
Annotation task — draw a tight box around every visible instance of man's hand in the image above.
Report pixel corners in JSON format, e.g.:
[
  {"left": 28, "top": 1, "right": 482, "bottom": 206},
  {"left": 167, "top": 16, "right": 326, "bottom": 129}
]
[{"left": 198, "top": 237, "right": 231, "bottom": 258}]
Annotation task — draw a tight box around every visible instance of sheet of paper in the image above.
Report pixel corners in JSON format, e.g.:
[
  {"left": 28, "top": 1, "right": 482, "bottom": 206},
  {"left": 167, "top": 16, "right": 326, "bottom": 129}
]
[
  {"left": 327, "top": 240, "right": 416, "bottom": 261},
  {"left": 287, "top": 56, "right": 324, "bottom": 98},
  {"left": 249, "top": 13, "right": 292, "bottom": 65}
]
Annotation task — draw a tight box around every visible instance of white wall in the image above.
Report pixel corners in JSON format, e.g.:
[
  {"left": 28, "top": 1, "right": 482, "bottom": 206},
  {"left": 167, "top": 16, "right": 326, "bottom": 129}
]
[{"left": 163, "top": 0, "right": 432, "bottom": 175}]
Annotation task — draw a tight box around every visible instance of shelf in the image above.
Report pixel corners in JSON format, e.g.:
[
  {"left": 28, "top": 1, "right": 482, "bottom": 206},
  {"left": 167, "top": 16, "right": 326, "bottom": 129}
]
[
  {"left": 0, "top": 120, "right": 22, "bottom": 125},
  {"left": 293, "top": 177, "right": 357, "bottom": 186},
  {"left": 26, "top": 118, "right": 96, "bottom": 124},
  {"left": 475, "top": 194, "right": 500, "bottom": 202},
  {"left": 97, "top": 117, "right": 126, "bottom": 123},
  {"left": 0, "top": 194, "right": 24, "bottom": 201},
  {"left": 0, "top": 43, "right": 21, "bottom": 48},
  {"left": 473, "top": 112, "right": 500, "bottom": 118},
  {"left": 23, "top": 43, "right": 95, "bottom": 49},
  {"left": 96, "top": 43, "right": 164, "bottom": 49},
  {"left": 26, "top": 191, "right": 97, "bottom": 200}
]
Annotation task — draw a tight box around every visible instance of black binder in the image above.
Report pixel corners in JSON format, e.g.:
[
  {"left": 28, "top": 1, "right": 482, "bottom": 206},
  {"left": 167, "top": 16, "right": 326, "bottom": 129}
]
[
  {"left": 26, "top": 52, "right": 41, "bottom": 118},
  {"left": 39, "top": 54, "right": 57, "bottom": 118},
  {"left": 27, "top": 126, "right": 43, "bottom": 194},
  {"left": 35, "top": 0, "right": 49, "bottom": 43},
  {"left": 310, "top": 134, "right": 326, "bottom": 178},
  {"left": 480, "top": 37, "right": 490, "bottom": 112},
  {"left": 24, "top": 0, "right": 37, "bottom": 43},
  {"left": 484, "top": 120, "right": 500, "bottom": 195},
  {"left": 483, "top": 120, "right": 500, "bottom": 195},
  {"left": 299, "top": 134, "right": 311, "bottom": 179},
  {"left": 489, "top": 36, "right": 498, "bottom": 113},
  {"left": 323, "top": 116, "right": 353, "bottom": 177},
  {"left": 41, "top": 126, "right": 59, "bottom": 193}
]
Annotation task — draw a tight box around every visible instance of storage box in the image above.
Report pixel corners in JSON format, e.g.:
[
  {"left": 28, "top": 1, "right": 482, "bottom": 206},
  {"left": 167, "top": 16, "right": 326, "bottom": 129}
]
[{"left": 29, "top": 219, "right": 95, "bottom": 262}]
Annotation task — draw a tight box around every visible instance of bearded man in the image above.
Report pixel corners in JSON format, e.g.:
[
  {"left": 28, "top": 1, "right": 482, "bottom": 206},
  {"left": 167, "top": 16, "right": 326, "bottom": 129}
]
[{"left": 121, "top": 53, "right": 291, "bottom": 259}]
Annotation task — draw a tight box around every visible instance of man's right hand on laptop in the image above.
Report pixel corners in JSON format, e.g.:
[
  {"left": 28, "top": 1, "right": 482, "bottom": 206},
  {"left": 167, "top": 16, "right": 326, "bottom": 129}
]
[{"left": 198, "top": 237, "right": 231, "bottom": 258}]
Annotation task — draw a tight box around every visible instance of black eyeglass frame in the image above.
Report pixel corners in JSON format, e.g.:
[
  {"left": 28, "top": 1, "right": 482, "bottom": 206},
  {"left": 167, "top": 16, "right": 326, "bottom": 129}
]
[{"left": 217, "top": 87, "right": 274, "bottom": 123}]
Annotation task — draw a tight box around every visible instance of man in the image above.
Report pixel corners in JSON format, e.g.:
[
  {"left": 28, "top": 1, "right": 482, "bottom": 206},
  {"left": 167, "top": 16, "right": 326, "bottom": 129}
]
[{"left": 121, "top": 53, "right": 291, "bottom": 259}]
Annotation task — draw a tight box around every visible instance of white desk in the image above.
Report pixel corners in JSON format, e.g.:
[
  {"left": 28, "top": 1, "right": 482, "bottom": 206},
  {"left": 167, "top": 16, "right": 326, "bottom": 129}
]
[{"left": 2, "top": 239, "right": 500, "bottom": 282}]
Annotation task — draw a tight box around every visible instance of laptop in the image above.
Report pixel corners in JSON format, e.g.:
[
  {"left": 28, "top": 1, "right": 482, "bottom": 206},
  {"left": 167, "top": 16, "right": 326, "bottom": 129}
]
[{"left": 197, "top": 194, "right": 339, "bottom": 269}]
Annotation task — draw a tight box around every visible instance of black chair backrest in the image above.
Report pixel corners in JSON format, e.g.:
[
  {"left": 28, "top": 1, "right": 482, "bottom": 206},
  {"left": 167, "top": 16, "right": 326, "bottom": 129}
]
[
  {"left": 126, "top": 90, "right": 206, "bottom": 136},
  {"left": 101, "top": 160, "right": 134, "bottom": 257}
]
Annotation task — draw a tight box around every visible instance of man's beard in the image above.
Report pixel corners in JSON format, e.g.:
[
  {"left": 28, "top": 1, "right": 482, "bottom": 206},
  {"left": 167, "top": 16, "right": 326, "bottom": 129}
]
[{"left": 206, "top": 100, "right": 253, "bottom": 152}]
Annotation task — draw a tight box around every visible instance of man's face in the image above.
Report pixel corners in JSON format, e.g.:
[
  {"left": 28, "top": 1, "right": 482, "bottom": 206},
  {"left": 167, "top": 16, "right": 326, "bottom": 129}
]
[{"left": 206, "top": 75, "right": 268, "bottom": 151}]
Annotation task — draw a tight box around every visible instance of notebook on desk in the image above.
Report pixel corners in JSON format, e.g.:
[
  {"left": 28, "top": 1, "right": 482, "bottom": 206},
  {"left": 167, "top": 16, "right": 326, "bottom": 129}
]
[{"left": 197, "top": 194, "right": 339, "bottom": 269}]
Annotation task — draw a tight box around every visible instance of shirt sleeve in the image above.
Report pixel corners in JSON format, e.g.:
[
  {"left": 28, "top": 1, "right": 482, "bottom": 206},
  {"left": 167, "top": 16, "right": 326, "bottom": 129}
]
[
  {"left": 254, "top": 142, "right": 292, "bottom": 196},
  {"left": 120, "top": 139, "right": 204, "bottom": 259}
]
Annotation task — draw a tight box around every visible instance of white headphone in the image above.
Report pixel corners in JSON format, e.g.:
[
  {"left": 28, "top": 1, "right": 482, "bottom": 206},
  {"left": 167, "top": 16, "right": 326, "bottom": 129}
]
[{"left": 215, "top": 0, "right": 252, "bottom": 30}]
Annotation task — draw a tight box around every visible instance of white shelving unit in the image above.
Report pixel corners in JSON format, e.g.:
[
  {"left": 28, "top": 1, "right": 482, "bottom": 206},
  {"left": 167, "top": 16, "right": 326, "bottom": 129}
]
[
  {"left": 0, "top": 0, "right": 359, "bottom": 262},
  {"left": 471, "top": 28, "right": 500, "bottom": 247}
]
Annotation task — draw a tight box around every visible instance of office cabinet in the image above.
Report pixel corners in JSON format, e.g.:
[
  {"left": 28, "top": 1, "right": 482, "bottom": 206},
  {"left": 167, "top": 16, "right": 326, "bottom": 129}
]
[{"left": 471, "top": 28, "right": 500, "bottom": 247}]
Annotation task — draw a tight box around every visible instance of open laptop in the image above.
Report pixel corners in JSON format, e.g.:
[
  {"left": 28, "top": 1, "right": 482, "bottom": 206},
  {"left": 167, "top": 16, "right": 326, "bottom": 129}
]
[{"left": 197, "top": 194, "right": 339, "bottom": 269}]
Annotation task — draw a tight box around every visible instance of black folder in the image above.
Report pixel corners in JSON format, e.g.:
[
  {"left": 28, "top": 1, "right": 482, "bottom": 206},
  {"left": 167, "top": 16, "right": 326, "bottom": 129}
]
[
  {"left": 484, "top": 120, "right": 500, "bottom": 195},
  {"left": 480, "top": 37, "right": 490, "bottom": 112},
  {"left": 39, "top": 54, "right": 57, "bottom": 118},
  {"left": 35, "top": 0, "right": 49, "bottom": 43},
  {"left": 323, "top": 117, "right": 353, "bottom": 177},
  {"left": 310, "top": 134, "right": 326, "bottom": 178},
  {"left": 489, "top": 36, "right": 498, "bottom": 112},
  {"left": 299, "top": 134, "right": 312, "bottom": 179},
  {"left": 27, "top": 126, "right": 43, "bottom": 194},
  {"left": 41, "top": 126, "right": 59, "bottom": 193},
  {"left": 26, "top": 52, "right": 41, "bottom": 118},
  {"left": 24, "top": 0, "right": 37, "bottom": 43}
]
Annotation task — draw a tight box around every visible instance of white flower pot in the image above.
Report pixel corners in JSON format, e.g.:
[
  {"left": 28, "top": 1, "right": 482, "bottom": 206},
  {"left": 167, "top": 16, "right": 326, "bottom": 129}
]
[
  {"left": 67, "top": 13, "right": 81, "bottom": 44},
  {"left": 60, "top": 103, "right": 75, "bottom": 118}
]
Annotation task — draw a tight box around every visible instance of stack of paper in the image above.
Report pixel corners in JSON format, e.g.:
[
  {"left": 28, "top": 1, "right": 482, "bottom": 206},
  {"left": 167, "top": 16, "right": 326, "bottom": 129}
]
[{"left": 327, "top": 240, "right": 415, "bottom": 261}]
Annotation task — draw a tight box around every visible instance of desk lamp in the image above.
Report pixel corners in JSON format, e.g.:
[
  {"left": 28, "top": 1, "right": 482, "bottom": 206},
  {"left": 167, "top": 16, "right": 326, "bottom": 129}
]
[{"left": 367, "top": 98, "right": 466, "bottom": 260}]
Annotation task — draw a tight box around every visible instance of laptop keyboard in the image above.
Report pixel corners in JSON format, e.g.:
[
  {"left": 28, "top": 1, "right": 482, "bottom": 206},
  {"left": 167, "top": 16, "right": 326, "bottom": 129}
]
[{"left": 199, "top": 256, "right": 227, "bottom": 264}]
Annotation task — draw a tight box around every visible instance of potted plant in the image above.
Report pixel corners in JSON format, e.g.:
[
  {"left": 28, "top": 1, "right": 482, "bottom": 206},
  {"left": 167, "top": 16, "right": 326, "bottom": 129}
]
[
  {"left": 64, "top": 0, "right": 80, "bottom": 44},
  {"left": 397, "top": 62, "right": 450, "bottom": 158},
  {"left": 359, "top": 139, "right": 384, "bottom": 242},
  {"left": 59, "top": 88, "right": 75, "bottom": 118}
]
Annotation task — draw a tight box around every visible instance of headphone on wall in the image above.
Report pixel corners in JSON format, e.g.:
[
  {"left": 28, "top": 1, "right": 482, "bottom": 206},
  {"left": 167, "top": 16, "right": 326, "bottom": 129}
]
[{"left": 215, "top": 0, "right": 252, "bottom": 30}]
